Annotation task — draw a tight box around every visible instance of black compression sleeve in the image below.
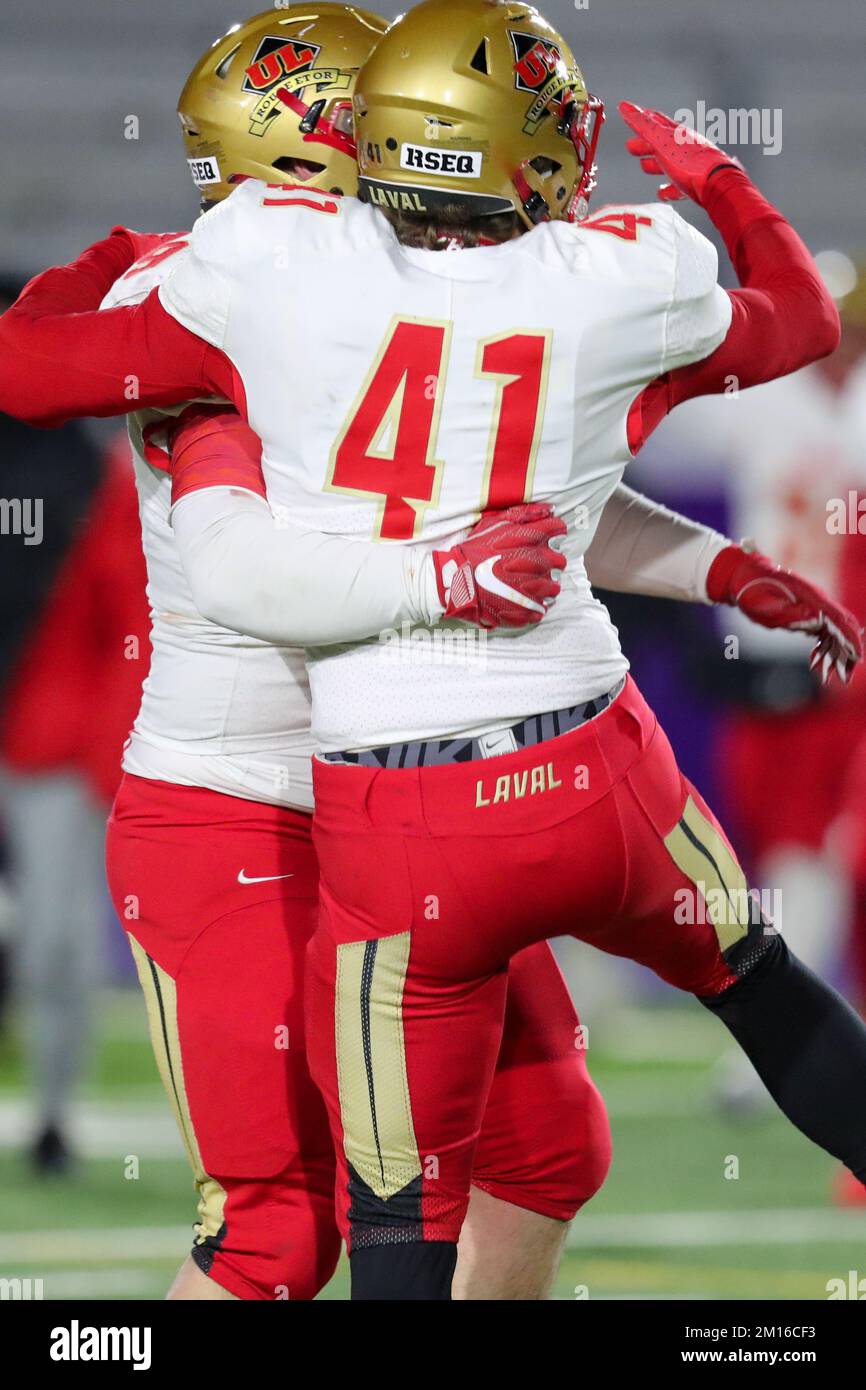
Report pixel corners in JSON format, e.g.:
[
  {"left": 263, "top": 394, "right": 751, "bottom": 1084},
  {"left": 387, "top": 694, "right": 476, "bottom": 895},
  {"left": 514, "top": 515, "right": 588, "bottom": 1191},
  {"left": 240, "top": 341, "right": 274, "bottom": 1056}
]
[
  {"left": 350, "top": 1241, "right": 457, "bottom": 1301},
  {"left": 700, "top": 935, "right": 866, "bottom": 1181}
]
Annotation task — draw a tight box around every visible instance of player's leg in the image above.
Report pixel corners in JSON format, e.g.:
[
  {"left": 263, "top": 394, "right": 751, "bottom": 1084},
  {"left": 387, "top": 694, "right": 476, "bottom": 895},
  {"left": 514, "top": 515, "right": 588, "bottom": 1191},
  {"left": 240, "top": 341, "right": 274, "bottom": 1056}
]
[
  {"left": 712, "top": 707, "right": 859, "bottom": 1112},
  {"left": 166, "top": 1256, "right": 238, "bottom": 1300},
  {"left": 602, "top": 702, "right": 866, "bottom": 1182},
  {"left": 309, "top": 675, "right": 866, "bottom": 1300},
  {"left": 455, "top": 942, "right": 611, "bottom": 1300},
  {"left": 835, "top": 850, "right": 866, "bottom": 1202},
  {"left": 456, "top": 1188, "right": 568, "bottom": 1300},
  {"left": 305, "top": 706, "right": 632, "bottom": 1301},
  {"left": 306, "top": 906, "right": 506, "bottom": 1300},
  {"left": 130, "top": 899, "right": 338, "bottom": 1302},
  {"left": 107, "top": 774, "right": 340, "bottom": 1300}
]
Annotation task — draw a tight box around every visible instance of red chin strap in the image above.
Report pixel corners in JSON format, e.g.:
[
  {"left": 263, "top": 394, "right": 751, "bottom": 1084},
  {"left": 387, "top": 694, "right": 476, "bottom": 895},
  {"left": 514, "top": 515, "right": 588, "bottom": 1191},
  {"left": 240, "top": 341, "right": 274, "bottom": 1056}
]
[{"left": 276, "top": 90, "right": 357, "bottom": 160}]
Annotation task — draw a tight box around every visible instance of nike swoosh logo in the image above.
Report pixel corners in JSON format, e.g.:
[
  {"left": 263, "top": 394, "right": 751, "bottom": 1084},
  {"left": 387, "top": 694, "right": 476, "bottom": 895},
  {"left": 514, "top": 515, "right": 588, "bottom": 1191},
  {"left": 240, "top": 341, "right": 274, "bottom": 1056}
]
[
  {"left": 475, "top": 556, "right": 544, "bottom": 614},
  {"left": 237, "top": 871, "right": 295, "bottom": 885},
  {"left": 478, "top": 731, "right": 519, "bottom": 757}
]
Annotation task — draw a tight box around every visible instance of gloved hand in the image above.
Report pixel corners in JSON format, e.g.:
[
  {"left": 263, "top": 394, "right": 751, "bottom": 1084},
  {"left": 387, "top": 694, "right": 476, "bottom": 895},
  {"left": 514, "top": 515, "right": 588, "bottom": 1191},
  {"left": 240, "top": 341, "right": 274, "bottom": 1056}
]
[
  {"left": 434, "top": 503, "right": 566, "bottom": 629},
  {"left": 620, "top": 100, "right": 745, "bottom": 205},
  {"left": 707, "top": 543, "right": 863, "bottom": 686}
]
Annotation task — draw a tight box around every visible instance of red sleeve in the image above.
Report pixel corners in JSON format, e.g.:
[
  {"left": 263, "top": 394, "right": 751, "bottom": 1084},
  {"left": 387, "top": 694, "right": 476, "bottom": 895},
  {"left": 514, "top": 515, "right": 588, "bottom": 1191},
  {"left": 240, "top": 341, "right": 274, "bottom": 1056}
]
[
  {"left": 627, "top": 168, "right": 841, "bottom": 452},
  {"left": 15, "top": 228, "right": 138, "bottom": 314},
  {"left": 163, "top": 404, "right": 266, "bottom": 506},
  {"left": 0, "top": 238, "right": 240, "bottom": 427},
  {"left": 121, "top": 229, "right": 187, "bottom": 267}
]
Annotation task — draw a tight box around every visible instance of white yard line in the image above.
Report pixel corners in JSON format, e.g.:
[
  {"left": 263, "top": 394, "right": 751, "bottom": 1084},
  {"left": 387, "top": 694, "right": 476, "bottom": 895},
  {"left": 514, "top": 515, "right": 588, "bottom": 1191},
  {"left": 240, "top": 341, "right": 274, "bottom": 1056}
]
[
  {"left": 0, "top": 1099, "right": 183, "bottom": 1158},
  {"left": 23, "top": 1268, "right": 169, "bottom": 1298},
  {"left": 0, "top": 1088, "right": 708, "bottom": 1149},
  {"left": 2, "top": 1207, "right": 865, "bottom": 1268},
  {"left": 570, "top": 1207, "right": 866, "bottom": 1247},
  {"left": 0, "top": 1227, "right": 188, "bottom": 1264}
]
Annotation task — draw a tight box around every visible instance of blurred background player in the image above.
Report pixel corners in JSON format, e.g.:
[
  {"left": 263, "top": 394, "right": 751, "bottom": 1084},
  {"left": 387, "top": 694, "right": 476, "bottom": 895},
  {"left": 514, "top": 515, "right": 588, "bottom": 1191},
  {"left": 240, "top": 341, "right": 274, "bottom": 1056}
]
[{"left": 0, "top": 275, "right": 150, "bottom": 1171}]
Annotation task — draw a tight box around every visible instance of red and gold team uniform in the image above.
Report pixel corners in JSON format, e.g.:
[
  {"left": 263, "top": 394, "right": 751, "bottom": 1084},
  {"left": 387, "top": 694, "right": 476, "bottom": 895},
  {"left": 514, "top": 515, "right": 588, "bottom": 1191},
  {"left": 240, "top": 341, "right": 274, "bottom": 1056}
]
[
  {"left": 0, "top": 145, "right": 854, "bottom": 1290},
  {"left": 96, "top": 234, "right": 610, "bottom": 1297},
  {"left": 144, "top": 168, "right": 839, "bottom": 1258}
]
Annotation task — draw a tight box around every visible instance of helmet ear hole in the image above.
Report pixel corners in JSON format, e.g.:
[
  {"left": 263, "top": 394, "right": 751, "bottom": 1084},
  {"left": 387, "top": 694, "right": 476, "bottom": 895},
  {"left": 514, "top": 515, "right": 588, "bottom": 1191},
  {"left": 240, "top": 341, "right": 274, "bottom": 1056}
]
[
  {"left": 214, "top": 45, "right": 240, "bottom": 81},
  {"left": 272, "top": 155, "right": 326, "bottom": 176},
  {"left": 469, "top": 40, "right": 489, "bottom": 74},
  {"left": 529, "top": 157, "right": 562, "bottom": 178}
]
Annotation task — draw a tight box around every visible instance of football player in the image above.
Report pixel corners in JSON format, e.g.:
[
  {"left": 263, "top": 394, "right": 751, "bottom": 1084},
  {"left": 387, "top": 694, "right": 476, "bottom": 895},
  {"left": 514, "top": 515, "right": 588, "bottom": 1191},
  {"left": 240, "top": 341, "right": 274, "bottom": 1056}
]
[
  {"left": 4, "top": 5, "right": 595, "bottom": 1302},
  {"left": 154, "top": 0, "right": 866, "bottom": 1300},
  {"left": 0, "top": 3, "right": 692, "bottom": 1301},
  {"left": 1, "top": 0, "right": 863, "bottom": 1303},
  {"left": 105, "top": 5, "right": 609, "bottom": 1303}
]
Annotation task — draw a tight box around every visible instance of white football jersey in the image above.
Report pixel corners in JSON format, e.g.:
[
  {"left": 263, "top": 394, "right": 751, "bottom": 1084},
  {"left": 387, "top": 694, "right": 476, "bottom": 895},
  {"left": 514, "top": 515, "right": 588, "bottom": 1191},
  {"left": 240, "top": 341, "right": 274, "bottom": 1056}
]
[
  {"left": 160, "top": 183, "right": 732, "bottom": 750},
  {"left": 101, "top": 239, "right": 317, "bottom": 809}
]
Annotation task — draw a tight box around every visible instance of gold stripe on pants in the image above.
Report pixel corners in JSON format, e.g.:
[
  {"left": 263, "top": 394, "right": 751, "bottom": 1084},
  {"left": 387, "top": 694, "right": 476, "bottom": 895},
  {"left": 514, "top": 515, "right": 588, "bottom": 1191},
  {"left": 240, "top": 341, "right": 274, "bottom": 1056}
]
[
  {"left": 128, "top": 933, "right": 227, "bottom": 1244},
  {"left": 664, "top": 795, "right": 751, "bottom": 953},
  {"left": 335, "top": 932, "right": 422, "bottom": 1201}
]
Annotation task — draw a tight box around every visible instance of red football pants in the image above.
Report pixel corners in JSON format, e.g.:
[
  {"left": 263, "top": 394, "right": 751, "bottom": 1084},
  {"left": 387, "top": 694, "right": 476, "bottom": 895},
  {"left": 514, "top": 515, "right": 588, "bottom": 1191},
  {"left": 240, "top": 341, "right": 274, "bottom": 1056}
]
[
  {"left": 307, "top": 677, "right": 751, "bottom": 1250},
  {"left": 106, "top": 774, "right": 339, "bottom": 1301},
  {"left": 107, "top": 773, "right": 610, "bottom": 1296}
]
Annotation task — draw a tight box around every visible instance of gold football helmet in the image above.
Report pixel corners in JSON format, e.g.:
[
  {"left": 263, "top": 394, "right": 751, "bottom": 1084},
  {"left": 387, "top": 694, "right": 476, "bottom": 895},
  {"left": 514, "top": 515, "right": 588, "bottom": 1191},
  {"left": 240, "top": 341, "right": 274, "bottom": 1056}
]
[
  {"left": 178, "top": 5, "right": 387, "bottom": 203},
  {"left": 353, "top": 0, "right": 604, "bottom": 228}
]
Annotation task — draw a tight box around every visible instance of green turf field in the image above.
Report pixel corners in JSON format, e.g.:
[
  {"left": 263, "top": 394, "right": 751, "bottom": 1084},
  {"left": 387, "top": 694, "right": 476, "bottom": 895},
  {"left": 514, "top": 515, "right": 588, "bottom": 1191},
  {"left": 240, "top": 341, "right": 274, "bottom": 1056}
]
[{"left": 1, "top": 989, "right": 863, "bottom": 1300}]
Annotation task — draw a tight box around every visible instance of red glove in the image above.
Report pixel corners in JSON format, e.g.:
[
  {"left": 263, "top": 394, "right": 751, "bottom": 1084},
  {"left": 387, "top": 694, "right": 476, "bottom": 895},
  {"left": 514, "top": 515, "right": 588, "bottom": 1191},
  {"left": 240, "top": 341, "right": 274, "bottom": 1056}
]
[
  {"left": 619, "top": 101, "right": 744, "bottom": 205},
  {"left": 434, "top": 504, "right": 566, "bottom": 629},
  {"left": 707, "top": 544, "right": 863, "bottom": 686}
]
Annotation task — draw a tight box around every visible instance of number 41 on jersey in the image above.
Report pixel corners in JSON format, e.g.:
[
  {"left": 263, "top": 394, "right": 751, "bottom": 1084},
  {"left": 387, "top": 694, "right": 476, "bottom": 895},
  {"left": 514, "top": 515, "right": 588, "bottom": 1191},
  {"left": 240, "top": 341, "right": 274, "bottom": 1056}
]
[{"left": 327, "top": 317, "right": 552, "bottom": 540}]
